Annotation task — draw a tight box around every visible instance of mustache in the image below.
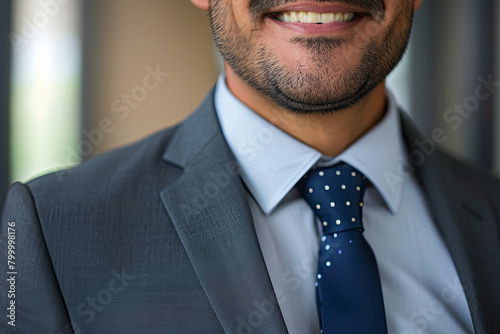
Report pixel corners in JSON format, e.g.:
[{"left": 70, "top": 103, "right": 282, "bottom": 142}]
[{"left": 249, "top": 0, "right": 385, "bottom": 20}]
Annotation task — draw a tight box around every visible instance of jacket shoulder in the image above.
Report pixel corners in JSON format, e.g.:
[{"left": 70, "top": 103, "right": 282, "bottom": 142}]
[
  {"left": 24, "top": 124, "right": 180, "bottom": 209},
  {"left": 34, "top": 125, "right": 176, "bottom": 182},
  {"left": 434, "top": 149, "right": 500, "bottom": 205}
]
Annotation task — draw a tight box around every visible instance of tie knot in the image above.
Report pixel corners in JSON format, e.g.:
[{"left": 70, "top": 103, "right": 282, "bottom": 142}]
[{"left": 296, "top": 164, "right": 367, "bottom": 234}]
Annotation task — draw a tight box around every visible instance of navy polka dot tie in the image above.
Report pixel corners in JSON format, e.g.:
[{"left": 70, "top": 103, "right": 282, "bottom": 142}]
[{"left": 296, "top": 164, "right": 388, "bottom": 334}]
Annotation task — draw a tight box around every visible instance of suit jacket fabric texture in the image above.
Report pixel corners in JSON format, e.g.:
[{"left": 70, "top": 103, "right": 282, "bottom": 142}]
[{"left": 1, "top": 88, "right": 499, "bottom": 334}]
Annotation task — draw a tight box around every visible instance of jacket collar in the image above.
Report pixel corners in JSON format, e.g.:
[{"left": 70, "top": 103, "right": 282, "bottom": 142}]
[
  {"left": 161, "top": 89, "right": 288, "bottom": 333},
  {"left": 161, "top": 87, "right": 497, "bottom": 333},
  {"left": 401, "top": 111, "right": 500, "bottom": 333}
]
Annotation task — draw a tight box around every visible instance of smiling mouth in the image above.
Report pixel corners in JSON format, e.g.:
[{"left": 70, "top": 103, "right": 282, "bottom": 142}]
[{"left": 273, "top": 11, "right": 357, "bottom": 24}]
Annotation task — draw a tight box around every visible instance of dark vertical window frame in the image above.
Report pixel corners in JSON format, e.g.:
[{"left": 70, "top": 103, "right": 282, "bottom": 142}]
[
  {"left": 81, "top": 0, "right": 99, "bottom": 162},
  {"left": 0, "top": 0, "right": 12, "bottom": 206},
  {"left": 408, "top": 0, "right": 440, "bottom": 136},
  {"left": 474, "top": 0, "right": 495, "bottom": 170},
  {"left": 496, "top": 0, "right": 500, "bottom": 176},
  {"left": 409, "top": 0, "right": 496, "bottom": 172}
]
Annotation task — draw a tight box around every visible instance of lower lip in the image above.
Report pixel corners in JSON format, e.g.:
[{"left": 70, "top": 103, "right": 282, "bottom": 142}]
[{"left": 267, "top": 14, "right": 366, "bottom": 35}]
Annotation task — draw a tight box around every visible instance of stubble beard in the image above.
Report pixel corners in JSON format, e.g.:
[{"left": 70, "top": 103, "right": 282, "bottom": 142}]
[{"left": 210, "top": 0, "right": 414, "bottom": 114}]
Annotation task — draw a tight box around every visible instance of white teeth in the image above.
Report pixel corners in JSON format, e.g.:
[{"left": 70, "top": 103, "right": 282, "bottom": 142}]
[
  {"left": 281, "top": 12, "right": 291, "bottom": 22},
  {"left": 343, "top": 13, "right": 355, "bottom": 21},
  {"left": 307, "top": 12, "right": 320, "bottom": 24},
  {"left": 320, "top": 13, "right": 335, "bottom": 23},
  {"left": 298, "top": 11, "right": 308, "bottom": 22},
  {"left": 276, "top": 11, "right": 356, "bottom": 23}
]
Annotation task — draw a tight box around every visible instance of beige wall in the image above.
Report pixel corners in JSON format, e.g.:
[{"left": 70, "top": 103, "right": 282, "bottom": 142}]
[{"left": 85, "top": 0, "right": 218, "bottom": 157}]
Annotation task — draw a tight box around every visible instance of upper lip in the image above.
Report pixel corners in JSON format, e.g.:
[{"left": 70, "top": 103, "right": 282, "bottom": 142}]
[{"left": 267, "top": 2, "right": 370, "bottom": 14}]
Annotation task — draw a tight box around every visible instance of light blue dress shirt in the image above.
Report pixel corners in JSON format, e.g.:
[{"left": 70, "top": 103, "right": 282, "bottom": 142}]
[{"left": 214, "top": 75, "right": 475, "bottom": 334}]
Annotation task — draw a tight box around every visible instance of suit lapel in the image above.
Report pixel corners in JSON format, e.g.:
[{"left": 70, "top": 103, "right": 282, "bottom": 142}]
[
  {"left": 160, "top": 90, "right": 287, "bottom": 333},
  {"left": 158, "top": 94, "right": 499, "bottom": 332},
  {"left": 401, "top": 111, "right": 500, "bottom": 333}
]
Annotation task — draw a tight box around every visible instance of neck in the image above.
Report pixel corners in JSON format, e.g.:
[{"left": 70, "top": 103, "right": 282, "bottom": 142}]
[{"left": 225, "top": 64, "right": 388, "bottom": 157}]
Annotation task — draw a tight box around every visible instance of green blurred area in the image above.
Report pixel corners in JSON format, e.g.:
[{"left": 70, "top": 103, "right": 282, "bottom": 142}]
[
  {"left": 10, "top": 0, "right": 82, "bottom": 183},
  {"left": 10, "top": 76, "right": 81, "bottom": 183}
]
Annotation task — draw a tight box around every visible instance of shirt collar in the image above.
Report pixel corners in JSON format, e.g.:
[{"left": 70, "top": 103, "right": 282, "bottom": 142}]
[
  {"left": 318, "top": 88, "right": 406, "bottom": 214},
  {"left": 214, "top": 74, "right": 406, "bottom": 215}
]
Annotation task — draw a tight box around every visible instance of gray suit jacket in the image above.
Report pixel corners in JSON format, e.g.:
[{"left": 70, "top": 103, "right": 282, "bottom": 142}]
[{"left": 1, "top": 89, "right": 499, "bottom": 334}]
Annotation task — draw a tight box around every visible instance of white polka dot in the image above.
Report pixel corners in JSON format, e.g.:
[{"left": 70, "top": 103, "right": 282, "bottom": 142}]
[
  {"left": 351, "top": 218, "right": 356, "bottom": 222},
  {"left": 341, "top": 185, "right": 346, "bottom": 190},
  {"left": 351, "top": 172, "right": 356, "bottom": 177},
  {"left": 321, "top": 236, "right": 327, "bottom": 242},
  {"left": 349, "top": 240, "right": 353, "bottom": 244},
  {"left": 334, "top": 233, "right": 338, "bottom": 238},
  {"left": 325, "top": 244, "right": 331, "bottom": 251},
  {"left": 330, "top": 202, "right": 335, "bottom": 207},
  {"left": 319, "top": 171, "right": 325, "bottom": 176},
  {"left": 326, "top": 261, "right": 331, "bottom": 267},
  {"left": 338, "top": 249, "right": 343, "bottom": 255},
  {"left": 309, "top": 188, "right": 313, "bottom": 193},
  {"left": 323, "top": 221, "right": 328, "bottom": 227},
  {"left": 317, "top": 274, "right": 322, "bottom": 279},
  {"left": 359, "top": 202, "right": 364, "bottom": 207},
  {"left": 316, "top": 204, "right": 321, "bottom": 210},
  {"left": 324, "top": 185, "right": 330, "bottom": 190},
  {"left": 336, "top": 171, "right": 341, "bottom": 175},
  {"left": 356, "top": 186, "right": 361, "bottom": 191},
  {"left": 336, "top": 220, "right": 341, "bottom": 225},
  {"left": 315, "top": 282, "right": 319, "bottom": 287},
  {"left": 346, "top": 201, "right": 351, "bottom": 206}
]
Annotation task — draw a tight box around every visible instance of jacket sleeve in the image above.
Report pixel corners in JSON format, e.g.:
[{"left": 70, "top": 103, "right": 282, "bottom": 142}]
[{"left": 0, "top": 183, "right": 73, "bottom": 334}]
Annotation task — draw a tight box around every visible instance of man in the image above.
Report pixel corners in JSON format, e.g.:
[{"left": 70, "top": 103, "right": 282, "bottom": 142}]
[{"left": 1, "top": 0, "right": 499, "bottom": 333}]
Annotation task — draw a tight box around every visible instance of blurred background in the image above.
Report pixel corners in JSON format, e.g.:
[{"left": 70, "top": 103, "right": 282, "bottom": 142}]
[{"left": 1, "top": 0, "right": 499, "bottom": 206}]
